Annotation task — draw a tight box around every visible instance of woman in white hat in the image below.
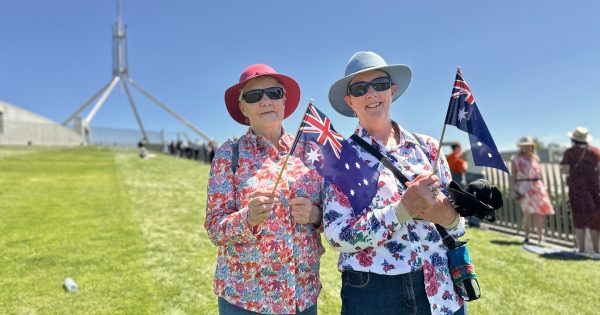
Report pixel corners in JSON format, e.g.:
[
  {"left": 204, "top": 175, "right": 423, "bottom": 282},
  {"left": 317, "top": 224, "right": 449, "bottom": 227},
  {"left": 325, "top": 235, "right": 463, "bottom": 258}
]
[
  {"left": 205, "top": 64, "right": 324, "bottom": 314},
  {"left": 560, "top": 127, "right": 600, "bottom": 253},
  {"left": 509, "top": 136, "right": 554, "bottom": 244},
  {"left": 323, "top": 51, "right": 466, "bottom": 315}
]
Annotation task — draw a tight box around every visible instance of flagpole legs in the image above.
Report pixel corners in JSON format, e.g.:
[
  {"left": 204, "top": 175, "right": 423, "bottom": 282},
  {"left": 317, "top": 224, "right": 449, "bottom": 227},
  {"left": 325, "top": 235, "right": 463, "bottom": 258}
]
[{"left": 432, "top": 124, "right": 448, "bottom": 175}]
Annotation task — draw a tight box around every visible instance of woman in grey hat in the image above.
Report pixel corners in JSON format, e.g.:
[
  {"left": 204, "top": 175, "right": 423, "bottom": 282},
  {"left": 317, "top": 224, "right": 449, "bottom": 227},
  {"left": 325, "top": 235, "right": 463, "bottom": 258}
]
[
  {"left": 323, "top": 51, "right": 466, "bottom": 315},
  {"left": 560, "top": 127, "right": 600, "bottom": 254}
]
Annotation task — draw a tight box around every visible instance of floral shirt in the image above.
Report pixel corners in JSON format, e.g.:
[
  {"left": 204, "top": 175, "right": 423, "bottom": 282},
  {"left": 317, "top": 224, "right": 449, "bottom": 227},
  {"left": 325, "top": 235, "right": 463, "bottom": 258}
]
[
  {"left": 205, "top": 129, "right": 325, "bottom": 314},
  {"left": 323, "top": 122, "right": 465, "bottom": 315}
]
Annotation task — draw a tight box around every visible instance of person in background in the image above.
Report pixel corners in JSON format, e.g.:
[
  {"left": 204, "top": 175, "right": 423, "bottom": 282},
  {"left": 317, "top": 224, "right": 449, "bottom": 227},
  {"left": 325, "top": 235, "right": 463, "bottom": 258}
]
[
  {"left": 560, "top": 126, "right": 600, "bottom": 254},
  {"left": 510, "top": 136, "right": 555, "bottom": 244},
  {"left": 446, "top": 142, "right": 468, "bottom": 187}
]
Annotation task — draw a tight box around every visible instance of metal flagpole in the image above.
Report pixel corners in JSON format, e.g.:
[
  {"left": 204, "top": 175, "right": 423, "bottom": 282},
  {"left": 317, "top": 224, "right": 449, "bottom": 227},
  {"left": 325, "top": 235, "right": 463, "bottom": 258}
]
[
  {"left": 63, "top": 0, "right": 214, "bottom": 145},
  {"left": 271, "top": 100, "right": 313, "bottom": 193}
]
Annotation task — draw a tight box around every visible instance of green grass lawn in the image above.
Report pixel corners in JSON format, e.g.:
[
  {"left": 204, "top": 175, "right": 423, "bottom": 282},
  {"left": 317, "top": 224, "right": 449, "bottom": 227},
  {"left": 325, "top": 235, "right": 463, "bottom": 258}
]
[{"left": 1, "top": 147, "right": 598, "bottom": 314}]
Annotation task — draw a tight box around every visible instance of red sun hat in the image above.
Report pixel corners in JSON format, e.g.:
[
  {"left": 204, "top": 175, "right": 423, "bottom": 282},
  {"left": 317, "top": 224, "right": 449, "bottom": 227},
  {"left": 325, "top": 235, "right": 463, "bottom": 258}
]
[{"left": 224, "top": 64, "right": 301, "bottom": 125}]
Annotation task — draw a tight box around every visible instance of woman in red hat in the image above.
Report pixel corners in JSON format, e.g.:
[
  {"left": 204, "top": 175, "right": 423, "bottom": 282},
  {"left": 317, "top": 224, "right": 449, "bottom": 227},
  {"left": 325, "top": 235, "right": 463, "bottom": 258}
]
[{"left": 205, "top": 64, "right": 324, "bottom": 314}]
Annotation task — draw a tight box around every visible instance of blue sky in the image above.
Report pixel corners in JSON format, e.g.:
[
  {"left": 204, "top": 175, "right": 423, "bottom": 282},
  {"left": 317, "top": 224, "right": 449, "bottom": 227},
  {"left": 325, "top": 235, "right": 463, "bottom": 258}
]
[{"left": 1, "top": 0, "right": 599, "bottom": 150}]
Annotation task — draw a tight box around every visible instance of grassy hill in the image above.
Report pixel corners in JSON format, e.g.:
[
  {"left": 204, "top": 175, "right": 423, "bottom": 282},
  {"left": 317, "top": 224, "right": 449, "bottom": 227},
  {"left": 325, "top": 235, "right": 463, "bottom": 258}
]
[{"left": 1, "top": 147, "right": 598, "bottom": 314}]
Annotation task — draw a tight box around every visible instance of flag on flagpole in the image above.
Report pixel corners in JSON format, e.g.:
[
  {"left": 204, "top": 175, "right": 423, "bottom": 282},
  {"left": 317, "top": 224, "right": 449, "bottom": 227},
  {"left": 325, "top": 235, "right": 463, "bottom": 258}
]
[
  {"left": 290, "top": 103, "right": 379, "bottom": 216},
  {"left": 444, "top": 69, "right": 509, "bottom": 173}
]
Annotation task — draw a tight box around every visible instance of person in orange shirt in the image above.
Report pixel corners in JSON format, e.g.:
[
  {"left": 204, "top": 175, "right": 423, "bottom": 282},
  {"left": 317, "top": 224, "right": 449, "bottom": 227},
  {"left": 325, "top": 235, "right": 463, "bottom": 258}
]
[{"left": 446, "top": 142, "right": 468, "bottom": 187}]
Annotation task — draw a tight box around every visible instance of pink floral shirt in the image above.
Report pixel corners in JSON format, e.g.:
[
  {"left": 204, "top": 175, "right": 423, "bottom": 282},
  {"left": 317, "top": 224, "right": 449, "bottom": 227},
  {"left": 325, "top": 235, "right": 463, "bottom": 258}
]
[
  {"left": 205, "top": 129, "right": 324, "bottom": 314},
  {"left": 323, "top": 122, "right": 465, "bottom": 315}
]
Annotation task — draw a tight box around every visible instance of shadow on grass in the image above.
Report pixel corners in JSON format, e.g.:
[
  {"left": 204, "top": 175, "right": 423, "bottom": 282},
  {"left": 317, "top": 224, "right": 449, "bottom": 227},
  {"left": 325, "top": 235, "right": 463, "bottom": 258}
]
[
  {"left": 489, "top": 239, "right": 523, "bottom": 246},
  {"left": 539, "top": 252, "right": 597, "bottom": 261},
  {"left": 521, "top": 243, "right": 598, "bottom": 261}
]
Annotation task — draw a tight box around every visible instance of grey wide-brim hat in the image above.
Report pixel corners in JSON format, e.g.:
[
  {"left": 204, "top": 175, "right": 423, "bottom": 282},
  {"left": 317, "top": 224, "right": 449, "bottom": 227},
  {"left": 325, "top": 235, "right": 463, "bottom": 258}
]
[{"left": 328, "top": 51, "right": 412, "bottom": 117}]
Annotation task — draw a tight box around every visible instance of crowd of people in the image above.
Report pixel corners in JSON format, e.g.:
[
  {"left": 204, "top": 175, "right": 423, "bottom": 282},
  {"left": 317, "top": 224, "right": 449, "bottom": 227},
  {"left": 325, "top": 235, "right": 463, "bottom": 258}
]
[{"left": 165, "top": 139, "right": 218, "bottom": 163}]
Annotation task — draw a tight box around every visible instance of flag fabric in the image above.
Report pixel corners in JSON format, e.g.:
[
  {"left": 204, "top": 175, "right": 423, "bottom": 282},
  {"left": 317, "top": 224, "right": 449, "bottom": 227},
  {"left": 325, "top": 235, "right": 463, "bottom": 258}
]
[
  {"left": 445, "top": 69, "right": 509, "bottom": 173},
  {"left": 290, "top": 103, "right": 379, "bottom": 216}
]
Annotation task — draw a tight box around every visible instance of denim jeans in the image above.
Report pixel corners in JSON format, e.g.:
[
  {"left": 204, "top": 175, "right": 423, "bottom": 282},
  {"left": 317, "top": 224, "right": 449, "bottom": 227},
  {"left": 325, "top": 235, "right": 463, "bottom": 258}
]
[
  {"left": 340, "top": 270, "right": 466, "bottom": 315},
  {"left": 217, "top": 297, "right": 317, "bottom": 315}
]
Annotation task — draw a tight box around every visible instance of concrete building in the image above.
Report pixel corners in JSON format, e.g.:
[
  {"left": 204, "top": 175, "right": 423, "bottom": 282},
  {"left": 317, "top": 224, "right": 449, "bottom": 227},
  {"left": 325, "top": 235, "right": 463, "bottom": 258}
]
[{"left": 0, "top": 100, "right": 83, "bottom": 146}]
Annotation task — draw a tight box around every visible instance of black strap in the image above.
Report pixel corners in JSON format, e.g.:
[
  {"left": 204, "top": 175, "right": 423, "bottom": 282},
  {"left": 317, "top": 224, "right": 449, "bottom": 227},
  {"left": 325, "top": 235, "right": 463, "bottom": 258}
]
[
  {"left": 350, "top": 134, "right": 461, "bottom": 248},
  {"left": 231, "top": 140, "right": 239, "bottom": 174},
  {"left": 350, "top": 135, "right": 411, "bottom": 186}
]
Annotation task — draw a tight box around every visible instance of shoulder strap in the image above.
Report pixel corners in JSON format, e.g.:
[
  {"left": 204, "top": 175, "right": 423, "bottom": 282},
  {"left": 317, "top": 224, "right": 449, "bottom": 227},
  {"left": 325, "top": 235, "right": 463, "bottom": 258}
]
[
  {"left": 350, "top": 133, "right": 460, "bottom": 248},
  {"left": 350, "top": 134, "right": 411, "bottom": 186},
  {"left": 571, "top": 148, "right": 587, "bottom": 173},
  {"left": 231, "top": 140, "right": 239, "bottom": 174}
]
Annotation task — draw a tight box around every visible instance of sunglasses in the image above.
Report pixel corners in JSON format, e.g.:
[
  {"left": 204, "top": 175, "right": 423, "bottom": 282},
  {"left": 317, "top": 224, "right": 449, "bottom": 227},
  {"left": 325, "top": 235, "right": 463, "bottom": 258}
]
[
  {"left": 241, "top": 87, "right": 284, "bottom": 103},
  {"left": 347, "top": 76, "right": 392, "bottom": 97}
]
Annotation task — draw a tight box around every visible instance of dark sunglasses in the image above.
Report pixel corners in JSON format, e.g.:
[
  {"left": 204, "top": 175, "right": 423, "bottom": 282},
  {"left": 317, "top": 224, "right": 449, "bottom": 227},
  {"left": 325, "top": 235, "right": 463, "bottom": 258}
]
[
  {"left": 241, "top": 87, "right": 284, "bottom": 103},
  {"left": 347, "top": 76, "right": 392, "bottom": 97}
]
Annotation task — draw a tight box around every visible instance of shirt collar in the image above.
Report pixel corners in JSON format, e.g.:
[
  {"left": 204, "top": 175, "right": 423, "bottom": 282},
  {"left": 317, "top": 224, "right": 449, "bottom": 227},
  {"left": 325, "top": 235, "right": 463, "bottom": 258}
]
[{"left": 243, "top": 127, "right": 292, "bottom": 153}]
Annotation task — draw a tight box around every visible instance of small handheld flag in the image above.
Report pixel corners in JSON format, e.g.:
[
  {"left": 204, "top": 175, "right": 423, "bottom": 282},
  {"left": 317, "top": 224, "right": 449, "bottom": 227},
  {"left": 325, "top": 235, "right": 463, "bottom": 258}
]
[
  {"left": 435, "top": 68, "right": 509, "bottom": 173},
  {"left": 291, "top": 102, "right": 379, "bottom": 216}
]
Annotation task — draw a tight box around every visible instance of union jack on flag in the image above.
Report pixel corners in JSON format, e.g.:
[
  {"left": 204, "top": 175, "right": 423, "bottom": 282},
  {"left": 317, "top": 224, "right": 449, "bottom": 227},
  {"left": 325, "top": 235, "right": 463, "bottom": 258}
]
[
  {"left": 451, "top": 72, "right": 475, "bottom": 105},
  {"left": 299, "top": 104, "right": 344, "bottom": 158}
]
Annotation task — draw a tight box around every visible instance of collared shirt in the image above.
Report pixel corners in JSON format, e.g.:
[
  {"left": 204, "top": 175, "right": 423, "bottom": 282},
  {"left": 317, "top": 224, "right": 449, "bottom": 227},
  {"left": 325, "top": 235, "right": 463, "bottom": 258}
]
[
  {"left": 205, "top": 128, "right": 324, "bottom": 314},
  {"left": 323, "top": 122, "right": 465, "bottom": 315}
]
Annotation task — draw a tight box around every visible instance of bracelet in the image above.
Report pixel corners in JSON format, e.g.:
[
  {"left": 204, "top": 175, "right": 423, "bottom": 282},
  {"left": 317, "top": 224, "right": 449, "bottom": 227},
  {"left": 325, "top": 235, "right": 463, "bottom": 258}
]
[{"left": 442, "top": 213, "right": 461, "bottom": 230}]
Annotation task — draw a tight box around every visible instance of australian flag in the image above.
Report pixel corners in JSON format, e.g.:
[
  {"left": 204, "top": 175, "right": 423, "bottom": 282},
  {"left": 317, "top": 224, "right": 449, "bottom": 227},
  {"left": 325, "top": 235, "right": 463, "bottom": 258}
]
[
  {"left": 290, "top": 103, "right": 379, "bottom": 216},
  {"left": 445, "top": 69, "right": 509, "bottom": 173}
]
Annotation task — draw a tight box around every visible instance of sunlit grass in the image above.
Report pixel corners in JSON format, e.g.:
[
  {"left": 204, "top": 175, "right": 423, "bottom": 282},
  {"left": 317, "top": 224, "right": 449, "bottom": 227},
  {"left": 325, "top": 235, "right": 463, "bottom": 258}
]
[{"left": 1, "top": 147, "right": 598, "bottom": 314}]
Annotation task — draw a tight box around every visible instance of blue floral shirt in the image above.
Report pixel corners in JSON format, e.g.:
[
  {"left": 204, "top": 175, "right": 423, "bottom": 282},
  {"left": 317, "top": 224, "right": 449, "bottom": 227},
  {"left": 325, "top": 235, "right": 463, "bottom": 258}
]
[{"left": 323, "top": 122, "right": 465, "bottom": 315}]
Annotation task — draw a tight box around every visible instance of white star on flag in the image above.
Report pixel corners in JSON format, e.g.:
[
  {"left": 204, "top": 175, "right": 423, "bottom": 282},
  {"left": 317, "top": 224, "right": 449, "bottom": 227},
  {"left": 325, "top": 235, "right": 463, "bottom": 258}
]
[
  {"left": 355, "top": 162, "right": 361, "bottom": 169},
  {"left": 477, "top": 142, "right": 482, "bottom": 147},
  {"left": 458, "top": 107, "right": 468, "bottom": 122},
  {"left": 363, "top": 179, "right": 369, "bottom": 185},
  {"left": 350, "top": 189, "right": 355, "bottom": 196},
  {"left": 306, "top": 148, "right": 321, "bottom": 164},
  {"left": 488, "top": 153, "right": 493, "bottom": 158},
  {"left": 345, "top": 163, "right": 350, "bottom": 170}
]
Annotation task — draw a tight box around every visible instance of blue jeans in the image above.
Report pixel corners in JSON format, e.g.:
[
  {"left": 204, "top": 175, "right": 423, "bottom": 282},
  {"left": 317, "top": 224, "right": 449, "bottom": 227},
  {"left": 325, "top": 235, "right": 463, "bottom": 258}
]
[
  {"left": 341, "top": 270, "right": 466, "bottom": 315},
  {"left": 218, "top": 297, "right": 317, "bottom": 315}
]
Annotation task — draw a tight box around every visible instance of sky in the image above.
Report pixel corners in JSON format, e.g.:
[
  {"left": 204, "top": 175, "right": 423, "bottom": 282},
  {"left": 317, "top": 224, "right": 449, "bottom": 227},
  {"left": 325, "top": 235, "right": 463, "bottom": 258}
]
[{"left": 1, "top": 0, "right": 599, "bottom": 151}]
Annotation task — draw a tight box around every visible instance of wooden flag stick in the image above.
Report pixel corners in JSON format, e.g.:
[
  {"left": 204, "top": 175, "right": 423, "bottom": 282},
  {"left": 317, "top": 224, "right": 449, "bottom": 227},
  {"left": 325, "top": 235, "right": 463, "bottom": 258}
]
[
  {"left": 432, "top": 66, "right": 460, "bottom": 175},
  {"left": 432, "top": 123, "right": 448, "bottom": 175},
  {"left": 271, "top": 99, "right": 313, "bottom": 193}
]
